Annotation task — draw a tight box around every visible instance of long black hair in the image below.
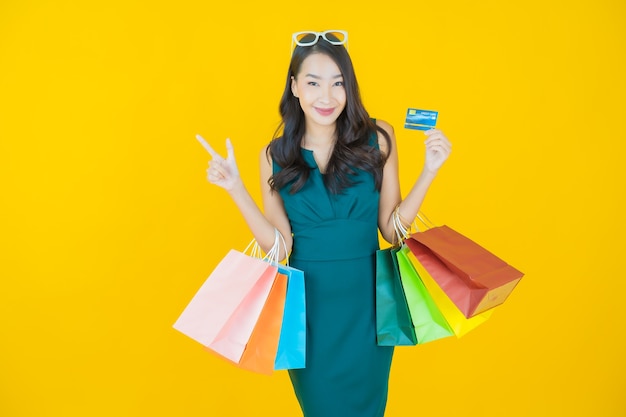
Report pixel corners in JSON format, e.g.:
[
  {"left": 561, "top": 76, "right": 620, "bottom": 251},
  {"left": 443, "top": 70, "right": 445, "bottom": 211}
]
[{"left": 267, "top": 33, "right": 391, "bottom": 194}]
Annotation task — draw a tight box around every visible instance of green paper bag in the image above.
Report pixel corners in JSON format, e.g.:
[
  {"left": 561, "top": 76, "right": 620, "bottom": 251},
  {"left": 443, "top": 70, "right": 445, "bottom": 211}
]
[
  {"left": 395, "top": 245, "right": 454, "bottom": 344},
  {"left": 375, "top": 247, "right": 417, "bottom": 346}
]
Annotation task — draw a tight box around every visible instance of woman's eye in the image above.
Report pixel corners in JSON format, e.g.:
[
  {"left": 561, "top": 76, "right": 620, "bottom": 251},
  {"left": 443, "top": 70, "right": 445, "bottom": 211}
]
[
  {"left": 307, "top": 81, "right": 319, "bottom": 86},
  {"left": 334, "top": 81, "right": 344, "bottom": 87}
]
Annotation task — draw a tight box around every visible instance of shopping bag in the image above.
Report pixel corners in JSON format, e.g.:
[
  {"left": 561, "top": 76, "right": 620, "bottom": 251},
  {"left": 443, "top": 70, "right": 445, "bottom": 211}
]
[
  {"left": 173, "top": 249, "right": 278, "bottom": 361},
  {"left": 211, "top": 272, "right": 288, "bottom": 375},
  {"left": 395, "top": 245, "right": 454, "bottom": 344},
  {"left": 376, "top": 246, "right": 417, "bottom": 346},
  {"left": 274, "top": 264, "right": 306, "bottom": 370},
  {"left": 406, "top": 224, "right": 524, "bottom": 318},
  {"left": 404, "top": 247, "right": 492, "bottom": 337},
  {"left": 174, "top": 230, "right": 288, "bottom": 366}
]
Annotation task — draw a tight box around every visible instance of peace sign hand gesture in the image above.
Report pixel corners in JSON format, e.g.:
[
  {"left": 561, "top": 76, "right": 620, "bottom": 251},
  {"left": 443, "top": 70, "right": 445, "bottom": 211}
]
[{"left": 196, "top": 134, "right": 241, "bottom": 192}]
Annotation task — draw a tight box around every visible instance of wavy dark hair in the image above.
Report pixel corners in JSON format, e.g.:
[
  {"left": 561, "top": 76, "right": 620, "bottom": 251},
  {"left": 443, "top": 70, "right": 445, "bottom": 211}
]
[{"left": 267, "top": 33, "right": 391, "bottom": 194}]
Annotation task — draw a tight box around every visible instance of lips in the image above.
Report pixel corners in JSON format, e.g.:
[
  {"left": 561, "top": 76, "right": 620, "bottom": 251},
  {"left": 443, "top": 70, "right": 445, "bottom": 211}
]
[{"left": 314, "top": 107, "right": 335, "bottom": 116}]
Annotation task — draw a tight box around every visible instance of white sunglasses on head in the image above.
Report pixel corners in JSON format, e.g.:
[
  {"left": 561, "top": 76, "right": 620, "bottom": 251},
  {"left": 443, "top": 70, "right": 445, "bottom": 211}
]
[{"left": 291, "top": 30, "right": 348, "bottom": 54}]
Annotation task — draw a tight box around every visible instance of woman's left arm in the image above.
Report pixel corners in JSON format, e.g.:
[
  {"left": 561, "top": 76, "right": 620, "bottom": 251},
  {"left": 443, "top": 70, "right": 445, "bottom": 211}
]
[{"left": 376, "top": 120, "right": 451, "bottom": 244}]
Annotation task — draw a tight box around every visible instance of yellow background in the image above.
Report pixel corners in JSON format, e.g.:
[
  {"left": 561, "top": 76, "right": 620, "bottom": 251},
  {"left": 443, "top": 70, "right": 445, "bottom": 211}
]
[{"left": 1, "top": 0, "right": 624, "bottom": 416}]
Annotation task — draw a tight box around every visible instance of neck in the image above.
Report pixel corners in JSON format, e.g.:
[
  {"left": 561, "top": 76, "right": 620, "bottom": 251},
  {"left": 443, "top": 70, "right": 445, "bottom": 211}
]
[{"left": 303, "top": 122, "right": 337, "bottom": 148}]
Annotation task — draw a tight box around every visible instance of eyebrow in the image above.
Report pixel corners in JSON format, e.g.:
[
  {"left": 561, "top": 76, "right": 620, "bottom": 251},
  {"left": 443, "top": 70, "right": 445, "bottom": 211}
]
[{"left": 304, "top": 73, "right": 344, "bottom": 79}]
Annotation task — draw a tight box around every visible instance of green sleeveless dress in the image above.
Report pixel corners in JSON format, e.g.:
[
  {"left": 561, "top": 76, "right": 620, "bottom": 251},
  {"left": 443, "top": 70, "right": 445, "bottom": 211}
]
[{"left": 274, "top": 137, "right": 394, "bottom": 417}]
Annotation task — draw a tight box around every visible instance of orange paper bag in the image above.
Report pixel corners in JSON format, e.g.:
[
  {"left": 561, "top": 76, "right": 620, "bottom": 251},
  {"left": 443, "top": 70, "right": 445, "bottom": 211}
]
[{"left": 209, "top": 272, "right": 288, "bottom": 375}]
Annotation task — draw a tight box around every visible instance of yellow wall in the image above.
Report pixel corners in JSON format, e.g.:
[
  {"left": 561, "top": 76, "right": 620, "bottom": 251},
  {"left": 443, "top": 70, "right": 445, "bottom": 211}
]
[{"left": 1, "top": 1, "right": 624, "bottom": 416}]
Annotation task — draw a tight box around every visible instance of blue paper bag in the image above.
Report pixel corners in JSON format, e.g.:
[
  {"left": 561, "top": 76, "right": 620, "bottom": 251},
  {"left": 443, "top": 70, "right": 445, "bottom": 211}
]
[{"left": 274, "top": 264, "right": 306, "bottom": 370}]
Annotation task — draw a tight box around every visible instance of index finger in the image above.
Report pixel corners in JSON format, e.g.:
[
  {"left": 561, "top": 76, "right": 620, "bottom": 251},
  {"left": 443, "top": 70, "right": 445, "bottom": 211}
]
[{"left": 195, "top": 134, "right": 220, "bottom": 158}]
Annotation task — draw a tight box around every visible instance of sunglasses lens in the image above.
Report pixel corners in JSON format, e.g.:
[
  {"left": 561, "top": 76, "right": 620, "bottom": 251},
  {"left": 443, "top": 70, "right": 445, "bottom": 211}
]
[
  {"left": 323, "top": 31, "right": 347, "bottom": 45},
  {"left": 294, "top": 32, "right": 318, "bottom": 46}
]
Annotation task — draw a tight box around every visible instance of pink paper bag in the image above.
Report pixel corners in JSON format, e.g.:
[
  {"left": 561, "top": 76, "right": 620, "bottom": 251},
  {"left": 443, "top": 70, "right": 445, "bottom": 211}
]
[
  {"left": 173, "top": 249, "right": 278, "bottom": 360},
  {"left": 213, "top": 272, "right": 288, "bottom": 375}
]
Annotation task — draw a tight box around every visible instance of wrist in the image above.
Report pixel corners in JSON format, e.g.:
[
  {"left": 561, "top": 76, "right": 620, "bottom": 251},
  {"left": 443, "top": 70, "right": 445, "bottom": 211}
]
[
  {"left": 420, "top": 167, "right": 438, "bottom": 181},
  {"left": 226, "top": 178, "right": 246, "bottom": 197}
]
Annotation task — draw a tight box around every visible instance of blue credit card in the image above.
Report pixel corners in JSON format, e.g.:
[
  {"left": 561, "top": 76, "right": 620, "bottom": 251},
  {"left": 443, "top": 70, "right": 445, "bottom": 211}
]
[{"left": 404, "top": 108, "right": 438, "bottom": 130}]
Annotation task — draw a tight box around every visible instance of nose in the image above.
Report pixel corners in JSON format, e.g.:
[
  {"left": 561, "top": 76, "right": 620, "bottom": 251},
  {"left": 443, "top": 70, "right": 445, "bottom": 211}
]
[{"left": 319, "top": 84, "right": 331, "bottom": 104}]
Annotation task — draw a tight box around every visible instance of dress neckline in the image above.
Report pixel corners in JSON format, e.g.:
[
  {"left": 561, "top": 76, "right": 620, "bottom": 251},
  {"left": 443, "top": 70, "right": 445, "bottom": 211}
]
[{"left": 301, "top": 147, "right": 323, "bottom": 172}]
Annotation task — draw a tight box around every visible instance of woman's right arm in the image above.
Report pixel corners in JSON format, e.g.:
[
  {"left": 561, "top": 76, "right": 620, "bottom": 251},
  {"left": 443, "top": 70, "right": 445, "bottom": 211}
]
[
  {"left": 201, "top": 135, "right": 292, "bottom": 259},
  {"left": 258, "top": 145, "right": 293, "bottom": 258}
]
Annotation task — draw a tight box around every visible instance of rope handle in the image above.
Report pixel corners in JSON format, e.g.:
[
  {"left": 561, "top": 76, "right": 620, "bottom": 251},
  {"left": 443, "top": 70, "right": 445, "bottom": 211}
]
[
  {"left": 416, "top": 211, "right": 437, "bottom": 229},
  {"left": 393, "top": 206, "right": 438, "bottom": 245},
  {"left": 243, "top": 228, "right": 289, "bottom": 266},
  {"left": 393, "top": 206, "right": 411, "bottom": 244}
]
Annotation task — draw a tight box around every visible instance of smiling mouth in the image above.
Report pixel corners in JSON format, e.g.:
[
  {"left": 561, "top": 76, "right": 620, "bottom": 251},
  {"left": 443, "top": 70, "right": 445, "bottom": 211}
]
[{"left": 315, "top": 107, "right": 335, "bottom": 116}]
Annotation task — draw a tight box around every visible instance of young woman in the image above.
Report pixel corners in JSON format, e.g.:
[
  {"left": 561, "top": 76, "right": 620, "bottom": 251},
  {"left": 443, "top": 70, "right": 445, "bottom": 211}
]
[{"left": 201, "top": 30, "right": 451, "bottom": 417}]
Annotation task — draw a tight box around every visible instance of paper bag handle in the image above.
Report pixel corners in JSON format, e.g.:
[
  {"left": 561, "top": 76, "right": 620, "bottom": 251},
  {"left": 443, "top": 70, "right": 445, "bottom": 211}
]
[
  {"left": 243, "top": 228, "right": 290, "bottom": 266},
  {"left": 393, "top": 208, "right": 438, "bottom": 243}
]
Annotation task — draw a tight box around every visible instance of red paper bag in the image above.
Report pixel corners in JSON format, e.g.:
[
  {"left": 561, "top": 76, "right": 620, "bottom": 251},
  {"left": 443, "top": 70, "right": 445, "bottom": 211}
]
[
  {"left": 405, "top": 241, "right": 492, "bottom": 336},
  {"left": 406, "top": 225, "right": 523, "bottom": 317}
]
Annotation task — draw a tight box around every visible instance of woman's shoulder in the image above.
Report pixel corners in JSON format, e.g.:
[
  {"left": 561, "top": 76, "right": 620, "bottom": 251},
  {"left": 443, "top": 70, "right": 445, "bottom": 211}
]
[
  {"left": 261, "top": 135, "right": 282, "bottom": 159},
  {"left": 371, "top": 118, "right": 395, "bottom": 155},
  {"left": 260, "top": 142, "right": 270, "bottom": 159},
  {"left": 260, "top": 142, "right": 273, "bottom": 170},
  {"left": 373, "top": 118, "right": 394, "bottom": 134},
  {"left": 261, "top": 138, "right": 288, "bottom": 173}
]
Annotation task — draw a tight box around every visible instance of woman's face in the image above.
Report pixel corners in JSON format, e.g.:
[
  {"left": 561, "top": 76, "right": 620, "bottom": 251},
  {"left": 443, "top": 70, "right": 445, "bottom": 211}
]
[{"left": 291, "top": 53, "right": 346, "bottom": 129}]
